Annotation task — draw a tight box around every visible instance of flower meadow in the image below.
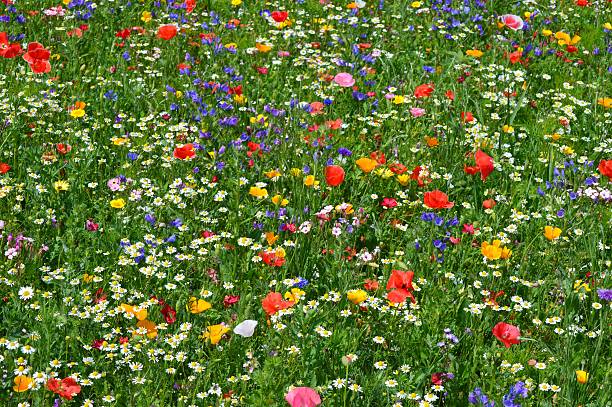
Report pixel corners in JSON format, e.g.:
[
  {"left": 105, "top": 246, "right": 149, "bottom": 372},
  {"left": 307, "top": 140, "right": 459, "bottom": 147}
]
[{"left": 0, "top": 0, "right": 611, "bottom": 406}]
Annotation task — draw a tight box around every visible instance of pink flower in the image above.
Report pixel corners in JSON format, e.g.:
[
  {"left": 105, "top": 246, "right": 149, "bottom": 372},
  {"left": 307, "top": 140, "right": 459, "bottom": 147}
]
[
  {"left": 333, "top": 72, "right": 355, "bottom": 87},
  {"left": 107, "top": 177, "right": 121, "bottom": 191},
  {"left": 410, "top": 107, "right": 426, "bottom": 117},
  {"left": 285, "top": 387, "right": 321, "bottom": 407},
  {"left": 381, "top": 197, "right": 397, "bottom": 209},
  {"left": 500, "top": 14, "right": 524, "bottom": 31}
]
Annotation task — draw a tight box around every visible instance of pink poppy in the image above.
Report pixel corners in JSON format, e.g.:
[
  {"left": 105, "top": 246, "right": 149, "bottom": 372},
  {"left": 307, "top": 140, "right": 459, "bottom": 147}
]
[
  {"left": 410, "top": 107, "right": 426, "bottom": 117},
  {"left": 500, "top": 14, "right": 524, "bottom": 30},
  {"left": 334, "top": 72, "right": 355, "bottom": 87},
  {"left": 285, "top": 387, "right": 321, "bottom": 407}
]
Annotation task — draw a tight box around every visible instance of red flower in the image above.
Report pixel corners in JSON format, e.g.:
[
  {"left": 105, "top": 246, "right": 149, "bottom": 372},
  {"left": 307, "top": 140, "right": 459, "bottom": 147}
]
[
  {"left": 261, "top": 292, "right": 294, "bottom": 316},
  {"left": 370, "top": 150, "right": 386, "bottom": 164},
  {"left": 598, "top": 160, "right": 612, "bottom": 180},
  {"left": 389, "top": 163, "right": 407, "bottom": 175},
  {"left": 386, "top": 270, "right": 415, "bottom": 303},
  {"left": 475, "top": 150, "right": 494, "bottom": 181},
  {"left": 46, "top": 377, "right": 82, "bottom": 400},
  {"left": 423, "top": 190, "right": 454, "bottom": 209},
  {"left": 56, "top": 143, "right": 72, "bottom": 155},
  {"left": 0, "top": 162, "right": 10, "bottom": 174},
  {"left": 414, "top": 83, "right": 434, "bottom": 98},
  {"left": 0, "top": 32, "right": 22, "bottom": 58},
  {"left": 173, "top": 143, "right": 195, "bottom": 160},
  {"left": 364, "top": 279, "right": 379, "bottom": 291},
  {"left": 259, "top": 251, "right": 285, "bottom": 267},
  {"left": 380, "top": 197, "right": 397, "bottom": 209},
  {"left": 462, "top": 224, "right": 475, "bottom": 234},
  {"left": 223, "top": 295, "right": 240, "bottom": 308},
  {"left": 411, "top": 165, "right": 427, "bottom": 187},
  {"left": 483, "top": 198, "right": 497, "bottom": 209},
  {"left": 461, "top": 111, "right": 474, "bottom": 123},
  {"left": 445, "top": 90, "right": 455, "bottom": 101},
  {"left": 116, "top": 29, "right": 131, "bottom": 39},
  {"left": 158, "top": 25, "right": 178, "bottom": 40},
  {"left": 575, "top": 0, "right": 589, "bottom": 6},
  {"left": 185, "top": 0, "right": 196, "bottom": 13},
  {"left": 22, "top": 42, "right": 51, "bottom": 74},
  {"left": 325, "top": 165, "right": 345, "bottom": 187},
  {"left": 271, "top": 11, "right": 288, "bottom": 22},
  {"left": 492, "top": 322, "right": 521, "bottom": 348},
  {"left": 256, "top": 66, "right": 268, "bottom": 75},
  {"left": 161, "top": 304, "right": 176, "bottom": 324}
]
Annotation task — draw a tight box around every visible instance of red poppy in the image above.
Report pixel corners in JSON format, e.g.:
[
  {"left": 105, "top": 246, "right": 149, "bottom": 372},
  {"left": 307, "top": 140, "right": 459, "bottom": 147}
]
[
  {"left": 575, "top": 0, "right": 588, "bottom": 5},
  {"left": 261, "top": 292, "right": 294, "bottom": 316},
  {"left": 475, "top": 150, "right": 494, "bottom": 181},
  {"left": 483, "top": 199, "right": 497, "bottom": 209},
  {"left": 0, "top": 32, "right": 22, "bottom": 58},
  {"left": 386, "top": 270, "right": 415, "bottom": 303},
  {"left": 56, "top": 143, "right": 72, "bottom": 155},
  {"left": 185, "top": 0, "right": 196, "bottom": 13},
  {"left": 461, "top": 111, "right": 474, "bottom": 123},
  {"left": 46, "top": 377, "right": 82, "bottom": 400},
  {"left": 259, "top": 250, "right": 285, "bottom": 267},
  {"left": 380, "top": 197, "right": 397, "bottom": 209},
  {"left": 325, "top": 118, "right": 342, "bottom": 129},
  {"left": 370, "top": 151, "right": 386, "bottom": 164},
  {"left": 492, "top": 322, "right": 521, "bottom": 348},
  {"left": 223, "top": 295, "right": 240, "bottom": 308},
  {"left": 173, "top": 143, "right": 195, "bottom": 160},
  {"left": 228, "top": 84, "right": 242, "bottom": 95},
  {"left": 411, "top": 165, "right": 428, "bottom": 187},
  {"left": 0, "top": 162, "right": 10, "bottom": 174},
  {"left": 158, "top": 25, "right": 178, "bottom": 40},
  {"left": 22, "top": 42, "right": 51, "bottom": 74},
  {"left": 161, "top": 304, "right": 176, "bottom": 324},
  {"left": 389, "top": 163, "right": 407, "bottom": 175},
  {"left": 445, "top": 90, "right": 455, "bottom": 101},
  {"left": 325, "top": 165, "right": 345, "bottom": 187},
  {"left": 509, "top": 50, "right": 522, "bottom": 64},
  {"left": 364, "top": 279, "right": 379, "bottom": 291},
  {"left": 465, "top": 150, "right": 494, "bottom": 181},
  {"left": 414, "top": 83, "right": 434, "bottom": 98},
  {"left": 271, "top": 11, "right": 288, "bottom": 22},
  {"left": 598, "top": 160, "right": 612, "bottom": 180},
  {"left": 423, "top": 190, "right": 454, "bottom": 209}
]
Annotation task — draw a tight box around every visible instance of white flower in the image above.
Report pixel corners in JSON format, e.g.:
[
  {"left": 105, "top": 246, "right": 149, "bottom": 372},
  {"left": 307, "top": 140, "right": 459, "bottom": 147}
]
[
  {"left": 233, "top": 320, "right": 258, "bottom": 337},
  {"left": 18, "top": 286, "right": 34, "bottom": 300}
]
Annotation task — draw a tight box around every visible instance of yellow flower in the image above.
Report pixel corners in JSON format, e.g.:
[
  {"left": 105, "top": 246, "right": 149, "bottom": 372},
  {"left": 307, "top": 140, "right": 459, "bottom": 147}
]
[
  {"left": 202, "top": 324, "right": 230, "bottom": 345},
  {"left": 231, "top": 0, "right": 242, "bottom": 5},
  {"left": 136, "top": 319, "right": 158, "bottom": 338},
  {"left": 274, "top": 247, "right": 286, "bottom": 258},
  {"left": 82, "top": 274, "right": 94, "bottom": 283},
  {"left": 121, "top": 304, "right": 148, "bottom": 321},
  {"left": 573, "top": 280, "right": 591, "bottom": 293},
  {"left": 397, "top": 174, "right": 410, "bottom": 186},
  {"left": 410, "top": 1, "right": 421, "bottom": 7},
  {"left": 544, "top": 226, "right": 562, "bottom": 241},
  {"left": 502, "top": 125, "right": 514, "bottom": 133},
  {"left": 347, "top": 289, "right": 368, "bottom": 305},
  {"left": 110, "top": 198, "right": 126, "bottom": 209},
  {"left": 264, "top": 169, "right": 281, "bottom": 179},
  {"left": 392, "top": 95, "right": 405, "bottom": 104},
  {"left": 249, "top": 186, "right": 268, "bottom": 198},
  {"left": 265, "top": 232, "right": 279, "bottom": 245},
  {"left": 271, "top": 195, "right": 289, "bottom": 206},
  {"left": 541, "top": 29, "right": 552, "bottom": 36},
  {"left": 355, "top": 157, "right": 378, "bottom": 173},
  {"left": 481, "top": 241, "right": 502, "bottom": 260},
  {"left": 70, "top": 108, "right": 85, "bottom": 118},
  {"left": 284, "top": 288, "right": 305, "bottom": 303},
  {"left": 234, "top": 94, "right": 246, "bottom": 104},
  {"left": 576, "top": 370, "right": 589, "bottom": 384},
  {"left": 141, "top": 11, "right": 152, "bottom": 23},
  {"left": 290, "top": 167, "right": 302, "bottom": 176},
  {"left": 187, "top": 297, "right": 212, "bottom": 314},
  {"left": 112, "top": 137, "right": 128, "bottom": 146},
  {"left": 53, "top": 180, "right": 70, "bottom": 192},
  {"left": 225, "top": 43, "right": 238, "bottom": 50},
  {"left": 604, "top": 23, "right": 612, "bottom": 31},
  {"left": 13, "top": 376, "right": 33, "bottom": 392},
  {"left": 597, "top": 98, "right": 612, "bottom": 108},
  {"left": 466, "top": 49, "right": 483, "bottom": 58},
  {"left": 304, "top": 175, "right": 319, "bottom": 187}
]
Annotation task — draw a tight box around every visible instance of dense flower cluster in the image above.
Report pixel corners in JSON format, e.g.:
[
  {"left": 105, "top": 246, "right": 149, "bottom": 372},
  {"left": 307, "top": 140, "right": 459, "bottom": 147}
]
[{"left": 0, "top": 0, "right": 610, "bottom": 406}]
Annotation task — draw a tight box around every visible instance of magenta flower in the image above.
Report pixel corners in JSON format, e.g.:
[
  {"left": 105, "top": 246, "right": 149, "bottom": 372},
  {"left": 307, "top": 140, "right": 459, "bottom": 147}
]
[{"left": 333, "top": 72, "right": 355, "bottom": 87}]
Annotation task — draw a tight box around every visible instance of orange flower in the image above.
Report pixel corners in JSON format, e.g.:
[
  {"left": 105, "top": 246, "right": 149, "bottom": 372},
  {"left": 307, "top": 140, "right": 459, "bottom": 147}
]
[
  {"left": 356, "top": 157, "right": 378, "bottom": 173},
  {"left": 261, "top": 292, "right": 294, "bottom": 316},
  {"left": 13, "top": 376, "right": 33, "bottom": 392}
]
